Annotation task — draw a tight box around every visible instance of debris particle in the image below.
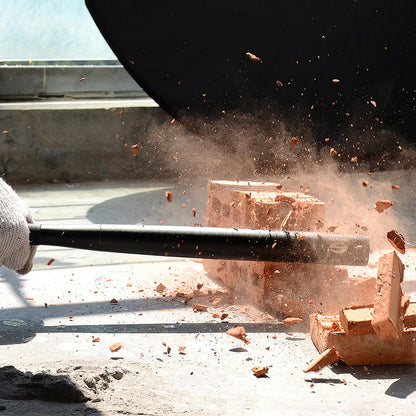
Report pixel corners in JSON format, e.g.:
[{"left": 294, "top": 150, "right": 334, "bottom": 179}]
[
  {"left": 275, "top": 184, "right": 283, "bottom": 190},
  {"left": 276, "top": 80, "right": 283, "bottom": 87},
  {"left": 362, "top": 181, "right": 369, "bottom": 187},
  {"left": 156, "top": 283, "right": 167, "bottom": 293},
  {"left": 351, "top": 156, "right": 358, "bottom": 163},
  {"left": 226, "top": 326, "right": 250, "bottom": 344},
  {"left": 165, "top": 191, "right": 173, "bottom": 202},
  {"left": 221, "top": 313, "right": 229, "bottom": 320},
  {"left": 327, "top": 224, "right": 338, "bottom": 233},
  {"left": 166, "top": 346, "right": 171, "bottom": 354},
  {"left": 332, "top": 78, "right": 340, "bottom": 83},
  {"left": 170, "top": 119, "right": 176, "bottom": 124},
  {"left": 374, "top": 200, "right": 393, "bottom": 213},
  {"left": 192, "top": 208, "right": 197, "bottom": 217},
  {"left": 196, "top": 283, "right": 203, "bottom": 290},
  {"left": 303, "top": 347, "right": 339, "bottom": 372},
  {"left": 110, "top": 343, "right": 122, "bottom": 353},
  {"left": 212, "top": 313, "right": 221, "bottom": 319},
  {"left": 370, "top": 100, "right": 377, "bottom": 107},
  {"left": 211, "top": 297, "right": 222, "bottom": 306},
  {"left": 178, "top": 346, "right": 186, "bottom": 353},
  {"left": 387, "top": 230, "right": 405, "bottom": 254},
  {"left": 330, "top": 148, "right": 338, "bottom": 157},
  {"left": 391, "top": 184, "right": 400, "bottom": 190},
  {"left": 131, "top": 144, "right": 139, "bottom": 157},
  {"left": 79, "top": 77, "right": 86, "bottom": 81},
  {"left": 246, "top": 52, "right": 261, "bottom": 62},
  {"left": 289, "top": 136, "right": 298, "bottom": 148},
  {"left": 252, "top": 366, "right": 269, "bottom": 377},
  {"left": 92, "top": 337, "right": 100, "bottom": 343},
  {"left": 193, "top": 303, "right": 208, "bottom": 312},
  {"left": 283, "top": 317, "right": 303, "bottom": 327},
  {"left": 109, "top": 298, "right": 118, "bottom": 304},
  {"left": 46, "top": 258, "right": 55, "bottom": 266},
  {"left": 297, "top": 234, "right": 306, "bottom": 241}
]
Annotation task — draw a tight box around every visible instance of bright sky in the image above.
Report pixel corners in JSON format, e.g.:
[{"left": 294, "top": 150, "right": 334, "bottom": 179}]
[{"left": 0, "top": 0, "right": 117, "bottom": 61}]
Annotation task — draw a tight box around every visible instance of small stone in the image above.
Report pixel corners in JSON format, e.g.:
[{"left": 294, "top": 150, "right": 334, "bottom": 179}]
[{"left": 252, "top": 366, "right": 269, "bottom": 377}]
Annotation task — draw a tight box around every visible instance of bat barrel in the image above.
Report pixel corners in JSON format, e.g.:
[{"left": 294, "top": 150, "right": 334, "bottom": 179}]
[{"left": 28, "top": 224, "right": 369, "bottom": 266}]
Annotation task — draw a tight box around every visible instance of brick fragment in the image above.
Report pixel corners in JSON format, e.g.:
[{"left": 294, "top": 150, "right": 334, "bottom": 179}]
[
  {"left": 110, "top": 343, "right": 122, "bottom": 353},
  {"left": 283, "top": 317, "right": 303, "bottom": 327},
  {"left": 203, "top": 180, "right": 375, "bottom": 318},
  {"left": 303, "top": 348, "right": 339, "bottom": 372},
  {"left": 192, "top": 303, "right": 208, "bottom": 312},
  {"left": 310, "top": 313, "right": 416, "bottom": 365},
  {"left": 226, "top": 326, "right": 250, "bottom": 344},
  {"left": 339, "top": 305, "right": 374, "bottom": 335},
  {"left": 371, "top": 252, "right": 405, "bottom": 340},
  {"left": 387, "top": 230, "right": 405, "bottom": 254},
  {"left": 252, "top": 366, "right": 269, "bottom": 377}
]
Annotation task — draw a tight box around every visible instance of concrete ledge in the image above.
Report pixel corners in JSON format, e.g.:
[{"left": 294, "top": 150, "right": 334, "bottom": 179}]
[{"left": 0, "top": 98, "right": 173, "bottom": 184}]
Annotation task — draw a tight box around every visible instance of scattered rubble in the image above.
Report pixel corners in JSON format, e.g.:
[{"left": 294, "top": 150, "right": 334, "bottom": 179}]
[
  {"left": 109, "top": 343, "right": 122, "bottom": 353},
  {"left": 246, "top": 52, "right": 261, "bottom": 62},
  {"left": 192, "top": 303, "right": 208, "bottom": 312},
  {"left": 165, "top": 191, "right": 173, "bottom": 202},
  {"left": 226, "top": 326, "right": 250, "bottom": 344},
  {"left": 309, "top": 251, "right": 416, "bottom": 368},
  {"left": 283, "top": 317, "right": 303, "bottom": 327},
  {"left": 131, "top": 144, "right": 139, "bottom": 157},
  {"left": 251, "top": 366, "right": 269, "bottom": 377},
  {"left": 374, "top": 199, "right": 393, "bottom": 213},
  {"left": 387, "top": 230, "right": 405, "bottom": 254},
  {"left": 156, "top": 283, "right": 167, "bottom": 293}
]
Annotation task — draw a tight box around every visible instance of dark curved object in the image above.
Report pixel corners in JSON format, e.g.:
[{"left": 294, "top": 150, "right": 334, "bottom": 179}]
[
  {"left": 86, "top": 0, "right": 416, "bottom": 149},
  {"left": 29, "top": 223, "right": 369, "bottom": 265}
]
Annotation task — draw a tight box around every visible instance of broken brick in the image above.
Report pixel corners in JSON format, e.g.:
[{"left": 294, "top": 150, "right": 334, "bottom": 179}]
[
  {"left": 371, "top": 252, "right": 405, "bottom": 340},
  {"left": 110, "top": 343, "right": 122, "bottom": 353},
  {"left": 192, "top": 303, "right": 208, "bottom": 312},
  {"left": 374, "top": 200, "right": 393, "bottom": 213},
  {"left": 303, "top": 348, "right": 339, "bottom": 372},
  {"left": 226, "top": 326, "right": 250, "bottom": 344},
  {"left": 156, "top": 283, "right": 167, "bottom": 293},
  {"left": 310, "top": 313, "right": 416, "bottom": 365},
  {"left": 339, "top": 305, "right": 374, "bottom": 335},
  {"left": 283, "top": 317, "right": 303, "bottom": 327},
  {"left": 252, "top": 366, "right": 269, "bottom": 377},
  {"left": 203, "top": 180, "right": 375, "bottom": 318},
  {"left": 387, "top": 230, "right": 405, "bottom": 254}
]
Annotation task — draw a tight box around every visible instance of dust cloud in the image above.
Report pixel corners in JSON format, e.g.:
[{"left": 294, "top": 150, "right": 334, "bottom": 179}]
[{"left": 145, "top": 110, "right": 416, "bottom": 251}]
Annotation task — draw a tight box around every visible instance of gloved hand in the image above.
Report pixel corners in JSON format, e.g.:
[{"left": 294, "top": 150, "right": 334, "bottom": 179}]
[{"left": 0, "top": 178, "right": 36, "bottom": 274}]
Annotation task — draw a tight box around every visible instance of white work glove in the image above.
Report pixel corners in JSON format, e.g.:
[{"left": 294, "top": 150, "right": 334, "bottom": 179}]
[{"left": 0, "top": 178, "right": 36, "bottom": 274}]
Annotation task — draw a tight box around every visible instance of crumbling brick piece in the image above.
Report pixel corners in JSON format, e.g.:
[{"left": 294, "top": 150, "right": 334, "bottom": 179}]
[
  {"left": 226, "top": 326, "right": 250, "bottom": 344},
  {"left": 339, "top": 305, "right": 374, "bottom": 335},
  {"left": 252, "top": 366, "right": 269, "bottom": 377},
  {"left": 340, "top": 301, "right": 415, "bottom": 336},
  {"left": 404, "top": 302, "right": 416, "bottom": 328},
  {"left": 310, "top": 313, "right": 416, "bottom": 365},
  {"left": 303, "top": 347, "right": 340, "bottom": 373},
  {"left": 371, "top": 251, "right": 405, "bottom": 340}
]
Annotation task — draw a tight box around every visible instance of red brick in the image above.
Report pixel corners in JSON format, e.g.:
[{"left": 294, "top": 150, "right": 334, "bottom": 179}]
[
  {"left": 371, "top": 251, "right": 405, "bottom": 340},
  {"left": 303, "top": 347, "right": 340, "bottom": 372},
  {"left": 310, "top": 313, "right": 416, "bottom": 365},
  {"left": 203, "top": 180, "right": 375, "bottom": 317}
]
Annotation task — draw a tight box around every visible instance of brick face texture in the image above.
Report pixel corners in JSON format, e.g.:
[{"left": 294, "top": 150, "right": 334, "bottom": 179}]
[{"left": 203, "top": 180, "right": 375, "bottom": 317}]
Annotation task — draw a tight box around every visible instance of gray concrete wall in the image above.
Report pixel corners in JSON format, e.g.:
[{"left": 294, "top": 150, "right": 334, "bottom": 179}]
[{"left": 0, "top": 99, "right": 174, "bottom": 185}]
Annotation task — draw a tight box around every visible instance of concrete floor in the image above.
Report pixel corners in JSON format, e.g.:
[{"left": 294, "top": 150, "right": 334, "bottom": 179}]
[{"left": 0, "top": 178, "right": 415, "bottom": 415}]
